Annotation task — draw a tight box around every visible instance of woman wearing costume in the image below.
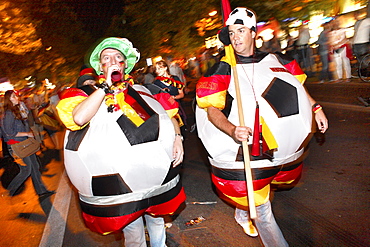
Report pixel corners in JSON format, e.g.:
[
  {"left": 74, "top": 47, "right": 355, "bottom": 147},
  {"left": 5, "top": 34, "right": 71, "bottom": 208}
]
[{"left": 154, "top": 60, "right": 187, "bottom": 130}]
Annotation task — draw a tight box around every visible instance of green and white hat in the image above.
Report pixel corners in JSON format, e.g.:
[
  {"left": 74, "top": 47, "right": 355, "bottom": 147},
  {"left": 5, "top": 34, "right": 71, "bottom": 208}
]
[{"left": 89, "top": 37, "right": 140, "bottom": 74}]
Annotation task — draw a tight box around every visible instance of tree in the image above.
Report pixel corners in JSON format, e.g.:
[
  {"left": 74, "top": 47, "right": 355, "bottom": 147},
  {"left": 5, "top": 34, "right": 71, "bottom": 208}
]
[
  {"left": 25, "top": 0, "right": 94, "bottom": 85},
  {"left": 0, "top": 0, "right": 93, "bottom": 88},
  {"left": 105, "top": 0, "right": 221, "bottom": 68},
  {"left": 0, "top": 1, "right": 43, "bottom": 79}
]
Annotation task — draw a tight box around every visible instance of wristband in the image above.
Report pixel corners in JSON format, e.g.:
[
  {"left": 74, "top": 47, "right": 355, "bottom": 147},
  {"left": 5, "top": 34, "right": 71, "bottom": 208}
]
[
  {"left": 175, "top": 133, "right": 184, "bottom": 141},
  {"left": 312, "top": 103, "right": 322, "bottom": 113},
  {"left": 97, "top": 82, "right": 114, "bottom": 94}
]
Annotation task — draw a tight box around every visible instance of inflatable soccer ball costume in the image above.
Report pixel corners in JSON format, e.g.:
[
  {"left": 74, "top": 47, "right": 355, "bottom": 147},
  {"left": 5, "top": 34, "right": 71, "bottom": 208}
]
[{"left": 57, "top": 38, "right": 185, "bottom": 235}]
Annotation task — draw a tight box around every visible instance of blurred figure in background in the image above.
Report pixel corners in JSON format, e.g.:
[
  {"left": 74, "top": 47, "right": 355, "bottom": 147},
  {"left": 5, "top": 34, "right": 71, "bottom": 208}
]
[
  {"left": 143, "top": 65, "right": 155, "bottom": 84},
  {"left": 316, "top": 22, "right": 334, "bottom": 83},
  {"left": 167, "top": 56, "right": 187, "bottom": 84},
  {"left": 296, "top": 24, "right": 314, "bottom": 76},
  {"left": 1, "top": 90, "right": 54, "bottom": 199},
  {"left": 264, "top": 30, "right": 282, "bottom": 53},
  {"left": 76, "top": 65, "right": 98, "bottom": 95},
  {"left": 284, "top": 33, "right": 298, "bottom": 61},
  {"left": 329, "top": 18, "right": 351, "bottom": 83},
  {"left": 352, "top": 11, "right": 370, "bottom": 65}
]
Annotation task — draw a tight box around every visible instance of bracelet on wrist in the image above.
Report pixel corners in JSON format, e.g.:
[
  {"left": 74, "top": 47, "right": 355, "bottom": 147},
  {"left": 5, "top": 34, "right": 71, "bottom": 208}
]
[
  {"left": 175, "top": 133, "right": 184, "bottom": 141},
  {"left": 97, "top": 82, "right": 113, "bottom": 94},
  {"left": 312, "top": 103, "right": 322, "bottom": 113}
]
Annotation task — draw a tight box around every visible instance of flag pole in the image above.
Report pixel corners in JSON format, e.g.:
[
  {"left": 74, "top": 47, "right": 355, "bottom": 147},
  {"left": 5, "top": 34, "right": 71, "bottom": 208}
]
[{"left": 222, "top": 0, "right": 256, "bottom": 219}]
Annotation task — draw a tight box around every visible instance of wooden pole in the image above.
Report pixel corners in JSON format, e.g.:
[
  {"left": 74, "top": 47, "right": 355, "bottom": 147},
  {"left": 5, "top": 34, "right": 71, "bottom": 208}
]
[
  {"left": 230, "top": 59, "right": 257, "bottom": 219},
  {"left": 221, "top": 0, "right": 256, "bottom": 219}
]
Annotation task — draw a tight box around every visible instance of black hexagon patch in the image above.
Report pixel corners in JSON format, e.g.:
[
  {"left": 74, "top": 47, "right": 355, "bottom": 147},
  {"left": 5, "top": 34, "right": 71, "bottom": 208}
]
[{"left": 262, "top": 77, "right": 299, "bottom": 117}]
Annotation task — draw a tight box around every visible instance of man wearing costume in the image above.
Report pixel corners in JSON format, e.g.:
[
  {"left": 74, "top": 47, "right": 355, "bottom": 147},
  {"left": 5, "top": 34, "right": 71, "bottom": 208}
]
[
  {"left": 57, "top": 37, "right": 186, "bottom": 246},
  {"left": 196, "top": 8, "right": 328, "bottom": 246}
]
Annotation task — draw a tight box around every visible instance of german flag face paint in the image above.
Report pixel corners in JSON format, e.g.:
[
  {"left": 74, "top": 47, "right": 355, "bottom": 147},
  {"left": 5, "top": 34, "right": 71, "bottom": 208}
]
[{"left": 102, "top": 61, "right": 125, "bottom": 68}]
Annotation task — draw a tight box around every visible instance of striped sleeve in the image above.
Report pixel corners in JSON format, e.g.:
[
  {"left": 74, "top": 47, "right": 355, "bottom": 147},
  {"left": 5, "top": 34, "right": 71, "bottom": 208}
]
[
  {"left": 56, "top": 88, "right": 89, "bottom": 131},
  {"left": 196, "top": 61, "right": 231, "bottom": 110},
  {"left": 275, "top": 52, "right": 307, "bottom": 84}
]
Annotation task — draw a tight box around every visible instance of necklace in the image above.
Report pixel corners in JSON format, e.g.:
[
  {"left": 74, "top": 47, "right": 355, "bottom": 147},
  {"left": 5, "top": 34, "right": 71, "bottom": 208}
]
[{"left": 100, "top": 75, "right": 134, "bottom": 112}]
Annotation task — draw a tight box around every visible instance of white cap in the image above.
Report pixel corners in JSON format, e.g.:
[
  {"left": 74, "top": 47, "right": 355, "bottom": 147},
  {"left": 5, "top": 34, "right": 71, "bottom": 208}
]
[{"left": 226, "top": 7, "right": 257, "bottom": 32}]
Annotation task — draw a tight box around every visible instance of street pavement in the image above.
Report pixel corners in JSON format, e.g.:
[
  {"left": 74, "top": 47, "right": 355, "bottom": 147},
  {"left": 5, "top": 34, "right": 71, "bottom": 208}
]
[{"left": 0, "top": 76, "right": 369, "bottom": 246}]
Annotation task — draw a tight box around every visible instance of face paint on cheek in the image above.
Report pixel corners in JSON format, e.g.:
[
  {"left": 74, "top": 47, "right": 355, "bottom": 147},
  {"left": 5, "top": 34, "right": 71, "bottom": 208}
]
[{"left": 101, "top": 63, "right": 107, "bottom": 68}]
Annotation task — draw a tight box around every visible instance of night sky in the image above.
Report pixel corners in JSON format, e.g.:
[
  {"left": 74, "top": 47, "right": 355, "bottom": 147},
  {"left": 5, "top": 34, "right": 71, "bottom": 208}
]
[{"left": 65, "top": 0, "right": 124, "bottom": 37}]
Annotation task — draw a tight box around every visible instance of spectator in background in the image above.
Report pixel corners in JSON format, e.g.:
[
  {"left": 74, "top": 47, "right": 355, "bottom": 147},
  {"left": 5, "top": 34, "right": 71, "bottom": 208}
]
[
  {"left": 329, "top": 18, "right": 351, "bottom": 83},
  {"left": 265, "top": 31, "right": 282, "bottom": 53},
  {"left": 257, "top": 36, "right": 270, "bottom": 52},
  {"left": 200, "top": 50, "right": 216, "bottom": 75},
  {"left": 296, "top": 24, "right": 313, "bottom": 76},
  {"left": 284, "top": 33, "right": 298, "bottom": 60},
  {"left": 166, "top": 56, "right": 187, "bottom": 84},
  {"left": 76, "top": 65, "right": 98, "bottom": 96},
  {"left": 77, "top": 65, "right": 98, "bottom": 88},
  {"left": 1, "top": 110, "right": 13, "bottom": 160},
  {"left": 154, "top": 60, "right": 187, "bottom": 132},
  {"left": 154, "top": 60, "right": 185, "bottom": 101},
  {"left": 316, "top": 22, "right": 333, "bottom": 83},
  {"left": 0, "top": 77, "right": 13, "bottom": 159},
  {"left": 143, "top": 65, "right": 155, "bottom": 84},
  {"left": 188, "top": 57, "right": 201, "bottom": 79},
  {"left": 1, "top": 90, "right": 54, "bottom": 199},
  {"left": 23, "top": 95, "right": 45, "bottom": 149},
  {"left": 352, "top": 11, "right": 370, "bottom": 64}
]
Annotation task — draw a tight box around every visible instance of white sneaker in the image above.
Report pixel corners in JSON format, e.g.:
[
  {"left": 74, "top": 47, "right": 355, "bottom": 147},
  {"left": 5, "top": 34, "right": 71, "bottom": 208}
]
[{"left": 239, "top": 220, "right": 258, "bottom": 237}]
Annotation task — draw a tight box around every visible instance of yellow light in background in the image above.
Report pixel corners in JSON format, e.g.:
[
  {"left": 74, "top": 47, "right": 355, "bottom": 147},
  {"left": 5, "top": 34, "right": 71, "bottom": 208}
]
[
  {"left": 289, "top": 30, "right": 299, "bottom": 38},
  {"left": 205, "top": 35, "right": 222, "bottom": 49},
  {"left": 255, "top": 38, "right": 263, "bottom": 48},
  {"left": 308, "top": 12, "right": 324, "bottom": 44},
  {"left": 45, "top": 46, "right": 52, "bottom": 51},
  {"left": 258, "top": 28, "right": 274, "bottom": 42},
  {"left": 44, "top": 78, "right": 56, "bottom": 90},
  {"left": 209, "top": 10, "right": 217, "bottom": 17},
  {"left": 346, "top": 28, "right": 354, "bottom": 39},
  {"left": 342, "top": 1, "right": 364, "bottom": 14},
  {"left": 153, "top": 56, "right": 162, "bottom": 63},
  {"left": 280, "top": 40, "right": 288, "bottom": 50},
  {"left": 0, "top": 81, "right": 14, "bottom": 92}
]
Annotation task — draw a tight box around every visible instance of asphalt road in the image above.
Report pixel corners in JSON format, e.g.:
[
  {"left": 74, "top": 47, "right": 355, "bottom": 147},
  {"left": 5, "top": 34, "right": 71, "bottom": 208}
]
[{"left": 0, "top": 77, "right": 369, "bottom": 246}]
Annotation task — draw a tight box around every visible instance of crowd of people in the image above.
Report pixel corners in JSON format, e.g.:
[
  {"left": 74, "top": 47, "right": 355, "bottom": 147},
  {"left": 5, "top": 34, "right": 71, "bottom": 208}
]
[
  {"left": 0, "top": 5, "right": 340, "bottom": 247},
  {"left": 259, "top": 10, "right": 370, "bottom": 84}
]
